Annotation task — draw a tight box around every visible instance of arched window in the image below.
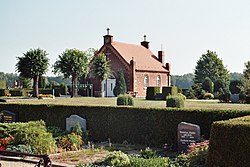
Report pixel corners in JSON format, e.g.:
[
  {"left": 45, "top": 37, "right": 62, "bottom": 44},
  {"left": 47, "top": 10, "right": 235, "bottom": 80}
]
[
  {"left": 156, "top": 75, "right": 161, "bottom": 87},
  {"left": 144, "top": 75, "right": 149, "bottom": 88}
]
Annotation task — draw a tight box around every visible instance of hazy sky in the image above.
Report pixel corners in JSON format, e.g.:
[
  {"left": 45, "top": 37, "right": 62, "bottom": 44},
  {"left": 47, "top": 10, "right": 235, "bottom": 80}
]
[{"left": 1, "top": 0, "right": 250, "bottom": 76}]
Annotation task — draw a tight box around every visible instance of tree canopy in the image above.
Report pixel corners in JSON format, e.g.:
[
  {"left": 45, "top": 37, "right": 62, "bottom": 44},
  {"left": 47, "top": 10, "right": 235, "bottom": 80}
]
[
  {"left": 194, "top": 50, "right": 230, "bottom": 86},
  {"left": 243, "top": 61, "right": 250, "bottom": 82},
  {"left": 53, "top": 48, "right": 93, "bottom": 97},
  {"left": 16, "top": 48, "right": 49, "bottom": 97},
  {"left": 91, "top": 53, "right": 110, "bottom": 81}
]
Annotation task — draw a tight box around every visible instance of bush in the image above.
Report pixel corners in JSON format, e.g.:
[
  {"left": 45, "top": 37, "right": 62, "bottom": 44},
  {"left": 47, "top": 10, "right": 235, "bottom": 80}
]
[
  {"left": 174, "top": 140, "right": 209, "bottom": 167},
  {"left": 202, "top": 77, "right": 214, "bottom": 93},
  {"left": 203, "top": 92, "right": 214, "bottom": 99},
  {"left": 140, "top": 147, "right": 157, "bottom": 159},
  {"left": 162, "top": 86, "right": 177, "bottom": 100},
  {"left": 208, "top": 116, "right": 250, "bottom": 167},
  {"left": 117, "top": 94, "right": 134, "bottom": 106},
  {"left": 0, "top": 120, "right": 56, "bottom": 154},
  {"left": 177, "top": 93, "right": 186, "bottom": 100},
  {"left": 6, "top": 144, "right": 33, "bottom": 154},
  {"left": 146, "top": 87, "right": 161, "bottom": 100},
  {"left": 166, "top": 96, "right": 184, "bottom": 108},
  {"left": 57, "top": 132, "right": 83, "bottom": 151},
  {"left": 129, "top": 156, "right": 170, "bottom": 167},
  {"left": 9, "top": 89, "right": 23, "bottom": 96},
  {"left": 105, "top": 151, "right": 130, "bottom": 167}
]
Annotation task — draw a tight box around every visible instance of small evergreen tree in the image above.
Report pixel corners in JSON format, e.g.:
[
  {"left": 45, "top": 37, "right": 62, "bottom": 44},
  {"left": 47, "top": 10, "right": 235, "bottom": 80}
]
[
  {"left": 202, "top": 77, "right": 214, "bottom": 93},
  {"left": 113, "top": 70, "right": 127, "bottom": 96}
]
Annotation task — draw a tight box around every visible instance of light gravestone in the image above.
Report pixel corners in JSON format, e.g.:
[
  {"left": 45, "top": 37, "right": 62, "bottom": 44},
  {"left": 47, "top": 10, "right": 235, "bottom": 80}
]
[
  {"left": 0, "top": 110, "right": 16, "bottom": 123},
  {"left": 177, "top": 122, "right": 200, "bottom": 151},
  {"left": 66, "top": 114, "right": 86, "bottom": 131}
]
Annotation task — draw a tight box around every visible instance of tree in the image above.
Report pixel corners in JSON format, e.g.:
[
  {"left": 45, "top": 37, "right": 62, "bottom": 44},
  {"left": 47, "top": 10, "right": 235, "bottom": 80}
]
[
  {"left": 194, "top": 50, "right": 230, "bottom": 86},
  {"left": 113, "top": 70, "right": 127, "bottom": 96},
  {"left": 229, "top": 80, "right": 244, "bottom": 94},
  {"left": 171, "top": 73, "right": 194, "bottom": 89},
  {"left": 53, "top": 49, "right": 92, "bottom": 97},
  {"left": 91, "top": 53, "right": 110, "bottom": 96},
  {"left": 16, "top": 48, "right": 49, "bottom": 97},
  {"left": 243, "top": 61, "right": 250, "bottom": 82},
  {"left": 202, "top": 77, "right": 214, "bottom": 93}
]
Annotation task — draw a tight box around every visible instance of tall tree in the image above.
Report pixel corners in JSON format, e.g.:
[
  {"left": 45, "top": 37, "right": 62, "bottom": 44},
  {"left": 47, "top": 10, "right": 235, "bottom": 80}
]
[
  {"left": 243, "top": 61, "right": 250, "bottom": 82},
  {"left": 53, "top": 49, "right": 92, "bottom": 97},
  {"left": 16, "top": 48, "right": 49, "bottom": 97},
  {"left": 113, "top": 70, "right": 127, "bottom": 96},
  {"left": 194, "top": 50, "right": 230, "bottom": 86},
  {"left": 91, "top": 53, "right": 110, "bottom": 96}
]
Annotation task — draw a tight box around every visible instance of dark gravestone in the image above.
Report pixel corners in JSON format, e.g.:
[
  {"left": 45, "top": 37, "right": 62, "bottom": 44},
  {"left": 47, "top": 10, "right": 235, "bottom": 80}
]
[
  {"left": 177, "top": 122, "right": 200, "bottom": 152},
  {"left": 0, "top": 110, "right": 16, "bottom": 123}
]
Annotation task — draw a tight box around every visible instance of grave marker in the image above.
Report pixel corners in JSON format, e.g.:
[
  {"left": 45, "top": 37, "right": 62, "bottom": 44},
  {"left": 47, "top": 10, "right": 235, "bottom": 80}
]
[
  {"left": 66, "top": 114, "right": 86, "bottom": 131},
  {"left": 0, "top": 110, "right": 16, "bottom": 123},
  {"left": 177, "top": 122, "right": 200, "bottom": 151}
]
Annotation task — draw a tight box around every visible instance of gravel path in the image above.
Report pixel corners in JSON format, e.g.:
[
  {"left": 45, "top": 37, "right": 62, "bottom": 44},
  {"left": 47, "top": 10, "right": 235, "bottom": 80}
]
[{"left": 0, "top": 160, "right": 35, "bottom": 167}]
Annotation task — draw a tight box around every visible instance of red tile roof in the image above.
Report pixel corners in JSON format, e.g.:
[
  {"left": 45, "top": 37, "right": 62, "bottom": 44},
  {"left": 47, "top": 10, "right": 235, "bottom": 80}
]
[{"left": 111, "top": 41, "right": 168, "bottom": 72}]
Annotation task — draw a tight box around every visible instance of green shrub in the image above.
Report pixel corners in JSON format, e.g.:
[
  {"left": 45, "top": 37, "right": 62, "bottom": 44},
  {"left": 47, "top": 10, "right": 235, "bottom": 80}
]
[
  {"left": 208, "top": 115, "right": 250, "bottom": 167},
  {"left": 6, "top": 144, "right": 34, "bottom": 154},
  {"left": 162, "top": 86, "right": 177, "bottom": 100},
  {"left": 129, "top": 156, "right": 170, "bottom": 167},
  {"left": 203, "top": 92, "right": 214, "bottom": 99},
  {"left": 140, "top": 147, "right": 157, "bottom": 159},
  {"left": 0, "top": 120, "right": 56, "bottom": 154},
  {"left": 105, "top": 151, "right": 130, "bottom": 167},
  {"left": 146, "top": 87, "right": 161, "bottom": 100},
  {"left": 117, "top": 94, "right": 134, "bottom": 106},
  {"left": 202, "top": 77, "right": 214, "bottom": 93},
  {"left": 177, "top": 93, "right": 186, "bottom": 100},
  {"left": 174, "top": 140, "right": 209, "bottom": 167},
  {"left": 166, "top": 95, "right": 184, "bottom": 108},
  {"left": 57, "top": 132, "right": 83, "bottom": 151}
]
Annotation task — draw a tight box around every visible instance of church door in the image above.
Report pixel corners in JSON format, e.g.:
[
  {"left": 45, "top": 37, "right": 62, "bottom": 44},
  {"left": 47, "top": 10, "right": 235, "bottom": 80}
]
[{"left": 102, "top": 79, "right": 116, "bottom": 97}]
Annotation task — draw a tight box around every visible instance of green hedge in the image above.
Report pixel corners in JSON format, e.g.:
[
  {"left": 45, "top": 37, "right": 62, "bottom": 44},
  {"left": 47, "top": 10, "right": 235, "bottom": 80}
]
[
  {"left": 0, "top": 80, "right": 6, "bottom": 89},
  {"left": 162, "top": 86, "right": 177, "bottom": 100},
  {"left": 9, "top": 89, "right": 32, "bottom": 96},
  {"left": 117, "top": 94, "right": 134, "bottom": 106},
  {"left": 146, "top": 87, "right": 161, "bottom": 100},
  {"left": 0, "top": 104, "right": 249, "bottom": 148},
  {"left": 208, "top": 115, "right": 250, "bottom": 167}
]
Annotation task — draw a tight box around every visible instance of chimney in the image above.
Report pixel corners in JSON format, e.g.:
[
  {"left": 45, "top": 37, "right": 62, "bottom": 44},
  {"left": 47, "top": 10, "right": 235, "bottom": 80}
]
[
  {"left": 158, "top": 51, "right": 165, "bottom": 65},
  {"left": 166, "top": 63, "right": 170, "bottom": 72},
  {"left": 103, "top": 28, "right": 113, "bottom": 44},
  {"left": 141, "top": 35, "right": 149, "bottom": 49}
]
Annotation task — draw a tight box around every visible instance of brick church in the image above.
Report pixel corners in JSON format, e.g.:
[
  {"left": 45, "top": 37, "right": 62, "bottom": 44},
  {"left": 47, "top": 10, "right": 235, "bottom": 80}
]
[{"left": 90, "top": 29, "right": 171, "bottom": 97}]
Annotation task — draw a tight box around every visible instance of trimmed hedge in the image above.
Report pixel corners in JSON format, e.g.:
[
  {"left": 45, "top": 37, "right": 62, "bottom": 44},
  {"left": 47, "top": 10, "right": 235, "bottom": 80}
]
[
  {"left": 0, "top": 80, "right": 6, "bottom": 89},
  {"left": 117, "top": 94, "right": 134, "bottom": 106},
  {"left": 39, "top": 89, "right": 61, "bottom": 97},
  {"left": 0, "top": 104, "right": 249, "bottom": 148},
  {"left": 146, "top": 87, "right": 161, "bottom": 100},
  {"left": 166, "top": 96, "right": 184, "bottom": 108},
  {"left": 208, "top": 115, "right": 250, "bottom": 167},
  {"left": 162, "top": 86, "right": 177, "bottom": 100},
  {"left": 9, "top": 89, "right": 32, "bottom": 96}
]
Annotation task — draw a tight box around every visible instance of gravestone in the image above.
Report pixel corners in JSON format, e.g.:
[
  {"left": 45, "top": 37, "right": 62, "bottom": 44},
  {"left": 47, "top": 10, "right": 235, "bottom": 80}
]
[
  {"left": 0, "top": 110, "right": 16, "bottom": 123},
  {"left": 66, "top": 114, "right": 86, "bottom": 131},
  {"left": 177, "top": 122, "right": 200, "bottom": 151}
]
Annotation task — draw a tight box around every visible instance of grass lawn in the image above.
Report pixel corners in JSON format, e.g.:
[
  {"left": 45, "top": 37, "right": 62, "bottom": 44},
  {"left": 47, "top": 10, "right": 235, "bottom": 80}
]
[{"left": 3, "top": 96, "right": 250, "bottom": 110}]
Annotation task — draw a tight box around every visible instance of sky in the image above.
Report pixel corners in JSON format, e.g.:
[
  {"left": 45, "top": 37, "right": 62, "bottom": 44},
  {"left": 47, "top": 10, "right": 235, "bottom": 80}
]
[{"left": 0, "top": 0, "right": 250, "bottom": 76}]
